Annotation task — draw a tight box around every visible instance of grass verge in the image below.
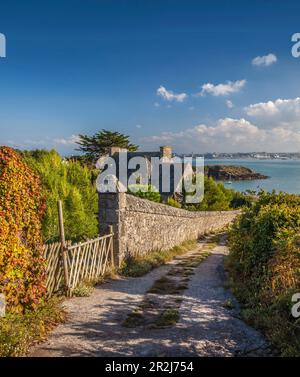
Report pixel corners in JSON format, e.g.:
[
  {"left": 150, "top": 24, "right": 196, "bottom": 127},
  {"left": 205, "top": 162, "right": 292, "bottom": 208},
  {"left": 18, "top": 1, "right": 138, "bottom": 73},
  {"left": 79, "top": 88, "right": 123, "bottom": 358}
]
[
  {"left": 122, "top": 237, "right": 217, "bottom": 329},
  {"left": 119, "top": 240, "right": 198, "bottom": 277},
  {"left": 225, "top": 274, "right": 300, "bottom": 356},
  {"left": 72, "top": 267, "right": 118, "bottom": 297},
  {"left": 0, "top": 297, "right": 66, "bottom": 356}
]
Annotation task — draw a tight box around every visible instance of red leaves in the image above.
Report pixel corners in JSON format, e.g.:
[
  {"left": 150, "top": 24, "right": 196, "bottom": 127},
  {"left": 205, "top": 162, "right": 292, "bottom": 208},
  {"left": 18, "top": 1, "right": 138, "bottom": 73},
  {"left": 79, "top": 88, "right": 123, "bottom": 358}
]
[{"left": 0, "top": 147, "right": 46, "bottom": 313}]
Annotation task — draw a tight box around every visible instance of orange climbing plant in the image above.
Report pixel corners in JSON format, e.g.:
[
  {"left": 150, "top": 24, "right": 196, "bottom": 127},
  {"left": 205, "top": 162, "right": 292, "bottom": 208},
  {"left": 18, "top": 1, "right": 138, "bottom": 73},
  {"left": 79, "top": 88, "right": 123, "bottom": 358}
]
[{"left": 0, "top": 147, "right": 46, "bottom": 313}]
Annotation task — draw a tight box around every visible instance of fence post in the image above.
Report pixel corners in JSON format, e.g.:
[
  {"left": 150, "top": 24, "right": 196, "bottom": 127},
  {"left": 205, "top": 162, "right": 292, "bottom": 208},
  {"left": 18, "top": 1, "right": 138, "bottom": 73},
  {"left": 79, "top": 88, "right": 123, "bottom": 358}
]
[
  {"left": 108, "top": 225, "right": 114, "bottom": 267},
  {"left": 57, "top": 200, "right": 70, "bottom": 294}
]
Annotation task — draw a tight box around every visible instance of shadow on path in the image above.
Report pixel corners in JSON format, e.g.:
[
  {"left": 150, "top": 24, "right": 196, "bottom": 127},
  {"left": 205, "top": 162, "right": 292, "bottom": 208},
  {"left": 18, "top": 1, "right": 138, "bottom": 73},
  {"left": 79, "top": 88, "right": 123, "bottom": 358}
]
[{"left": 30, "top": 240, "right": 271, "bottom": 357}]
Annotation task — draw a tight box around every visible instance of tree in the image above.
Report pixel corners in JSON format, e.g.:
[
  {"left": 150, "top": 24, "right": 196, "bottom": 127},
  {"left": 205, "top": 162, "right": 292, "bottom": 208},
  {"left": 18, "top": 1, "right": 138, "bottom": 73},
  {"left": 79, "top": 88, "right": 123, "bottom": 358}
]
[
  {"left": 76, "top": 129, "right": 138, "bottom": 161},
  {"left": 23, "top": 149, "right": 99, "bottom": 242},
  {"left": 183, "top": 175, "right": 234, "bottom": 211}
]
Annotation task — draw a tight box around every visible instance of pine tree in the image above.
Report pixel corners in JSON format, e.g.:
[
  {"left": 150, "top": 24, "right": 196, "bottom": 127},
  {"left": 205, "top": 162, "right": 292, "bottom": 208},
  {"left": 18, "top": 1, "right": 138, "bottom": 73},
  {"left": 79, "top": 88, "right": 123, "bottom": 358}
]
[{"left": 76, "top": 129, "right": 138, "bottom": 161}]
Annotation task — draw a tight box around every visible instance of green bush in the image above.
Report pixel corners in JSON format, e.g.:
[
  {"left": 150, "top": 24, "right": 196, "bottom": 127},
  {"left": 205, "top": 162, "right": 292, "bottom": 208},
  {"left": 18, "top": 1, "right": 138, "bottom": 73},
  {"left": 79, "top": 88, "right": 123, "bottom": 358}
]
[
  {"left": 184, "top": 176, "right": 234, "bottom": 211},
  {"left": 128, "top": 184, "right": 161, "bottom": 202},
  {"left": 228, "top": 192, "right": 300, "bottom": 283},
  {"left": 227, "top": 191, "right": 300, "bottom": 355},
  {"left": 129, "top": 175, "right": 248, "bottom": 212},
  {"left": 166, "top": 197, "right": 181, "bottom": 208},
  {"left": 22, "top": 149, "right": 98, "bottom": 242},
  {"left": 230, "top": 190, "right": 254, "bottom": 208}
]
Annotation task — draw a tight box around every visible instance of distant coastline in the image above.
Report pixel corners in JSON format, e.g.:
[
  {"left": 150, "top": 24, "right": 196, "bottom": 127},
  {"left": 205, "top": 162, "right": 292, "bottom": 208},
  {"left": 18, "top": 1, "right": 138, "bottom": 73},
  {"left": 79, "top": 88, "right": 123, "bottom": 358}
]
[
  {"left": 177, "top": 152, "right": 300, "bottom": 160},
  {"left": 203, "top": 159, "right": 300, "bottom": 194}
]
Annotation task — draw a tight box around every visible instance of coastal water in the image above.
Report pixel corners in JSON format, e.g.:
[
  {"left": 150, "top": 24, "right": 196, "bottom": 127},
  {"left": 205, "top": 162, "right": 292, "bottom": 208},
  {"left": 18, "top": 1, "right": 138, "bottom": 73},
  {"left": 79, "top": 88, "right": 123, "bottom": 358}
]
[{"left": 204, "top": 159, "right": 300, "bottom": 194}]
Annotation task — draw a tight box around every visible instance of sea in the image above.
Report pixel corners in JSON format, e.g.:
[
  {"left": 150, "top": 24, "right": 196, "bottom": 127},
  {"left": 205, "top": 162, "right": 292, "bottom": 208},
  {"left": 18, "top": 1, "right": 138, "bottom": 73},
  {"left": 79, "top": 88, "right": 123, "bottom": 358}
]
[{"left": 204, "top": 159, "right": 300, "bottom": 194}]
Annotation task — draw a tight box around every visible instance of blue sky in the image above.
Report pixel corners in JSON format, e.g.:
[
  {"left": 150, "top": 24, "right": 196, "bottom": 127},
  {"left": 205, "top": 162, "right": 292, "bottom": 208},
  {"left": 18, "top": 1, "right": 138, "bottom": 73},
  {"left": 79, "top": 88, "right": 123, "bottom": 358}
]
[{"left": 1, "top": 0, "right": 300, "bottom": 153}]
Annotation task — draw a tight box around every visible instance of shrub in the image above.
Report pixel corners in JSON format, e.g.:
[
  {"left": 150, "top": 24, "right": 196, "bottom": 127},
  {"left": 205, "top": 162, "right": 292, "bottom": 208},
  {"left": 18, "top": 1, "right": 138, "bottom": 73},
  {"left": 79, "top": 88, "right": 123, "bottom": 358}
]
[
  {"left": 128, "top": 184, "right": 161, "bottom": 202},
  {"left": 230, "top": 190, "right": 253, "bottom": 209},
  {"left": 228, "top": 192, "right": 300, "bottom": 285},
  {"left": 129, "top": 175, "right": 247, "bottom": 211},
  {"left": 166, "top": 197, "right": 181, "bottom": 208},
  {"left": 184, "top": 176, "right": 234, "bottom": 211},
  {"left": 227, "top": 191, "right": 300, "bottom": 355},
  {"left": 23, "top": 149, "right": 98, "bottom": 242},
  {"left": 0, "top": 147, "right": 46, "bottom": 313}
]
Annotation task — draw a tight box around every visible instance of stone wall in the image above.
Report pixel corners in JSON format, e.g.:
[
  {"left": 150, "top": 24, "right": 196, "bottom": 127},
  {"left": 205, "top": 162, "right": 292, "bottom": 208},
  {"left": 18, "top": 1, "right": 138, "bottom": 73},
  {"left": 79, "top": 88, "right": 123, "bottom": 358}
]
[{"left": 98, "top": 192, "right": 240, "bottom": 265}]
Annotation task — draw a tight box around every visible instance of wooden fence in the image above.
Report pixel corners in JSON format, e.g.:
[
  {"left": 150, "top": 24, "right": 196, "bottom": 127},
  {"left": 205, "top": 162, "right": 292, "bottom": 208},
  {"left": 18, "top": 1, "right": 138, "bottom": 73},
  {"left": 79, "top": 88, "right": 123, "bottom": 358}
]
[
  {"left": 43, "top": 232, "right": 114, "bottom": 297},
  {"left": 43, "top": 241, "right": 65, "bottom": 297}
]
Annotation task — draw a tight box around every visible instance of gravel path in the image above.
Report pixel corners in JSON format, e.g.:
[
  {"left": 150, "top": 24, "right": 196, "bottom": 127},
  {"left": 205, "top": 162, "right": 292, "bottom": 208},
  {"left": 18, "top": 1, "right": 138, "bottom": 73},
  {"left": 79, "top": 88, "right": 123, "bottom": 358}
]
[{"left": 31, "top": 240, "right": 270, "bottom": 357}]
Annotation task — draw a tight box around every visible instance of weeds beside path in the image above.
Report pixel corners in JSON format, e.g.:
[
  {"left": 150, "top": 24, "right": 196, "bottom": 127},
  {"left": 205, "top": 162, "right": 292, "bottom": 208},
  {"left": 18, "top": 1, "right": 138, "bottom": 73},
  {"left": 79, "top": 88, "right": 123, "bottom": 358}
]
[
  {"left": 0, "top": 298, "right": 66, "bottom": 357},
  {"left": 30, "top": 236, "right": 271, "bottom": 357}
]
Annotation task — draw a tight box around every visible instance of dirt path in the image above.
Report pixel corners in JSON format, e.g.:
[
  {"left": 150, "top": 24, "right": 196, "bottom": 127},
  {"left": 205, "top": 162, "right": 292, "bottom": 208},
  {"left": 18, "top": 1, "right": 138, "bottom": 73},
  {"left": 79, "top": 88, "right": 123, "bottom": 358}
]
[{"left": 31, "top": 238, "right": 270, "bottom": 357}]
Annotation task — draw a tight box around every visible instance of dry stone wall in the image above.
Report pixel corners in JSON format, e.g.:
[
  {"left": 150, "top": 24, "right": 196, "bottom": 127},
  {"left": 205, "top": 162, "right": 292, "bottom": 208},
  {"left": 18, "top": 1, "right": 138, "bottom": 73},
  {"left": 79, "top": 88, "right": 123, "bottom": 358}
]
[{"left": 98, "top": 192, "right": 240, "bottom": 265}]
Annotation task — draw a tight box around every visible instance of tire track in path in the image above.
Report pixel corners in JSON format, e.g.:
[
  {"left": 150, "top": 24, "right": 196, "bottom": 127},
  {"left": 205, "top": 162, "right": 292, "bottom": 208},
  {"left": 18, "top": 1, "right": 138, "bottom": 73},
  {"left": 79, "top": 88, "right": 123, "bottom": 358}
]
[{"left": 31, "top": 236, "right": 271, "bottom": 357}]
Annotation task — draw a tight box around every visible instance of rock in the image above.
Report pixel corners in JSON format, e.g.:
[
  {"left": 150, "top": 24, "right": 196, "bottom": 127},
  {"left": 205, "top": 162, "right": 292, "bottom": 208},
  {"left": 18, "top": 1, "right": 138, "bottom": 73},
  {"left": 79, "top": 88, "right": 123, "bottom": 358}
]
[{"left": 205, "top": 165, "right": 269, "bottom": 181}]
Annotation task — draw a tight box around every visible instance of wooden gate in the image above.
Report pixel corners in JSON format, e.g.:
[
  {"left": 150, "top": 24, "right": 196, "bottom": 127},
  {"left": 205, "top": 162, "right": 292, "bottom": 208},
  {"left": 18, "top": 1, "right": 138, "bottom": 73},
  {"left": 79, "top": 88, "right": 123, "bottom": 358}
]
[
  {"left": 43, "top": 200, "right": 114, "bottom": 297},
  {"left": 66, "top": 234, "right": 114, "bottom": 295},
  {"left": 44, "top": 233, "right": 114, "bottom": 297},
  {"left": 43, "top": 241, "right": 64, "bottom": 297}
]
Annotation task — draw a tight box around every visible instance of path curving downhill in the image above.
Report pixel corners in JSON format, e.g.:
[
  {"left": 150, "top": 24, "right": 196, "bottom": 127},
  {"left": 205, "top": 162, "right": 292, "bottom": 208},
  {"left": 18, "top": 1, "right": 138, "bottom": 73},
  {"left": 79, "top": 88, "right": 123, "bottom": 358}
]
[{"left": 30, "top": 237, "right": 271, "bottom": 357}]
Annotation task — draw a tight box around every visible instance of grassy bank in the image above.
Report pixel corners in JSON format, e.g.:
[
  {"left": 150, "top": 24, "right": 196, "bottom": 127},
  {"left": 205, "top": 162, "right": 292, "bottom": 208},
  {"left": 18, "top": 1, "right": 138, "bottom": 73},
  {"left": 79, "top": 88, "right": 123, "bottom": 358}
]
[
  {"left": 0, "top": 298, "right": 66, "bottom": 357},
  {"left": 119, "top": 239, "right": 199, "bottom": 277},
  {"left": 119, "top": 234, "right": 221, "bottom": 278},
  {"left": 226, "top": 275, "right": 300, "bottom": 356}
]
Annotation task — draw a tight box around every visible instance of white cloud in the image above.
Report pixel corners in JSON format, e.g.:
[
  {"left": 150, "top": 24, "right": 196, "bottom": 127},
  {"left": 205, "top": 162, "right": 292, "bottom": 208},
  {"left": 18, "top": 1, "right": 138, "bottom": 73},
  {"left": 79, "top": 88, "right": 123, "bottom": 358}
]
[
  {"left": 199, "top": 80, "right": 246, "bottom": 97},
  {"left": 246, "top": 100, "right": 280, "bottom": 117},
  {"left": 136, "top": 124, "right": 142, "bottom": 129},
  {"left": 245, "top": 97, "right": 300, "bottom": 130},
  {"left": 154, "top": 102, "right": 160, "bottom": 107},
  {"left": 142, "top": 116, "right": 300, "bottom": 152},
  {"left": 252, "top": 53, "right": 277, "bottom": 66},
  {"left": 23, "top": 139, "right": 48, "bottom": 146},
  {"left": 157, "top": 86, "right": 188, "bottom": 102},
  {"left": 226, "top": 100, "right": 234, "bottom": 108},
  {"left": 54, "top": 134, "right": 80, "bottom": 145},
  {"left": 191, "top": 118, "right": 264, "bottom": 144},
  {"left": 5, "top": 134, "right": 81, "bottom": 151},
  {"left": 143, "top": 118, "right": 265, "bottom": 152}
]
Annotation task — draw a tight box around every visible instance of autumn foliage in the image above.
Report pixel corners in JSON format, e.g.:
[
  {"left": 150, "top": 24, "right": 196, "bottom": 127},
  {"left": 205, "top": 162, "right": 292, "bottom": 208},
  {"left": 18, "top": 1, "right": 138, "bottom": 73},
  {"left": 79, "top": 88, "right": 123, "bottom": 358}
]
[{"left": 0, "top": 147, "right": 46, "bottom": 313}]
